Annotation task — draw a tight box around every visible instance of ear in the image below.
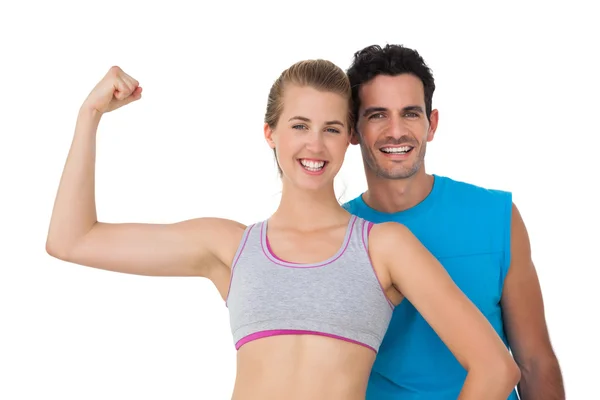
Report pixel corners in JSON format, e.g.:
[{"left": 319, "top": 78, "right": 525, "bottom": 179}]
[
  {"left": 264, "top": 123, "right": 276, "bottom": 149},
  {"left": 426, "top": 109, "right": 439, "bottom": 142}
]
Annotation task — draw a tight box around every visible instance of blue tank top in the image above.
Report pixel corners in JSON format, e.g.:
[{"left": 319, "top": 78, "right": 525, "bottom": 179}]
[{"left": 343, "top": 175, "right": 518, "bottom": 400}]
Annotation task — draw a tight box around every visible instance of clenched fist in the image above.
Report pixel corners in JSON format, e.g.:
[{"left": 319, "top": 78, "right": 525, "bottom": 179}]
[{"left": 82, "top": 66, "right": 142, "bottom": 114}]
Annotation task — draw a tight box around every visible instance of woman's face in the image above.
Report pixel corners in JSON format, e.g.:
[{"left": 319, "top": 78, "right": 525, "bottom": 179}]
[{"left": 265, "top": 84, "right": 350, "bottom": 191}]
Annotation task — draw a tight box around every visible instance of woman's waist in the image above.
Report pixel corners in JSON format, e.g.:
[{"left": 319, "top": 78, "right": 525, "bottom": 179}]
[
  {"left": 232, "top": 367, "right": 368, "bottom": 400},
  {"left": 231, "top": 379, "right": 367, "bottom": 400},
  {"left": 231, "top": 334, "right": 374, "bottom": 399}
]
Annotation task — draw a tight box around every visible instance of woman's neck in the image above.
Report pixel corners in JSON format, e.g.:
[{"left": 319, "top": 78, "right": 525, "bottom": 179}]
[{"left": 270, "top": 181, "right": 350, "bottom": 231}]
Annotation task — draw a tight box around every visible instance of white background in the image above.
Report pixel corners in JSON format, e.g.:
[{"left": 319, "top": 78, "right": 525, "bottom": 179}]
[{"left": 1, "top": 1, "right": 598, "bottom": 399}]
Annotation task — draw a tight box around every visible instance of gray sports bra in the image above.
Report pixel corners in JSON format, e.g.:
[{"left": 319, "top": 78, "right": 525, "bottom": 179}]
[{"left": 226, "top": 215, "right": 394, "bottom": 352}]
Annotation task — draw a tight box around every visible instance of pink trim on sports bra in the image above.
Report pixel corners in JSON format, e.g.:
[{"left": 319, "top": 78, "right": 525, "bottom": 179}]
[{"left": 235, "top": 329, "right": 377, "bottom": 353}]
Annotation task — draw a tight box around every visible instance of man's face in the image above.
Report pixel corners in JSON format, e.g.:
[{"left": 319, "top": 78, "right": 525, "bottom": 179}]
[{"left": 353, "top": 74, "right": 438, "bottom": 180}]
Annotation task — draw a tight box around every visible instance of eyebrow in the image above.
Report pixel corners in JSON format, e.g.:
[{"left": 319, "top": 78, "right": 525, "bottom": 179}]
[
  {"left": 362, "top": 105, "right": 425, "bottom": 116},
  {"left": 289, "top": 116, "right": 345, "bottom": 126}
]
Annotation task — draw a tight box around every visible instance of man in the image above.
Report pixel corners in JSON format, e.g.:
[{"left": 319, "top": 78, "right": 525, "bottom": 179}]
[{"left": 343, "top": 44, "right": 564, "bottom": 399}]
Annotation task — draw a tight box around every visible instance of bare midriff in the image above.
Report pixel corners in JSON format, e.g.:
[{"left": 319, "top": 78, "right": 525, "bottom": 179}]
[{"left": 230, "top": 334, "right": 377, "bottom": 400}]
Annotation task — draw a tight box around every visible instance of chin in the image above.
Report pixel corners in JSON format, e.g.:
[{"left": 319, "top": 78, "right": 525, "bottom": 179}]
[{"left": 372, "top": 163, "right": 419, "bottom": 180}]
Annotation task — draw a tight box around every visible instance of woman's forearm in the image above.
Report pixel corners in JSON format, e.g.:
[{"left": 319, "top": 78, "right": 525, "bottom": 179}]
[{"left": 46, "top": 107, "right": 102, "bottom": 257}]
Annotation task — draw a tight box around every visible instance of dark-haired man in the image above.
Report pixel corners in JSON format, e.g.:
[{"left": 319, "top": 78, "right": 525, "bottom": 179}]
[{"left": 343, "top": 44, "right": 564, "bottom": 400}]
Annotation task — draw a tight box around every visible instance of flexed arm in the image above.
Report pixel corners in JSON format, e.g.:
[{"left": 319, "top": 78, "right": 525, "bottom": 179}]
[{"left": 46, "top": 67, "right": 244, "bottom": 280}]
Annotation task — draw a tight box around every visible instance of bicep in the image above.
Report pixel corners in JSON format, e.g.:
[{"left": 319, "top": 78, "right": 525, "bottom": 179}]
[
  {"left": 58, "top": 217, "right": 245, "bottom": 277},
  {"left": 501, "top": 203, "right": 555, "bottom": 365}
]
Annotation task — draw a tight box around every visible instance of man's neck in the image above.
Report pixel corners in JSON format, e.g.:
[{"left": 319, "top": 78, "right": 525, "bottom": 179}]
[{"left": 363, "top": 169, "right": 434, "bottom": 214}]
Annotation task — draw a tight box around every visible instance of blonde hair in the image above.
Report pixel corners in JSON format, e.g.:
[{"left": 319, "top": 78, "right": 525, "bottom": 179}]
[{"left": 265, "top": 59, "right": 353, "bottom": 174}]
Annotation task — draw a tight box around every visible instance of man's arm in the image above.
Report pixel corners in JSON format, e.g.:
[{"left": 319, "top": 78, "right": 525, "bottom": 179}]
[{"left": 501, "top": 203, "right": 564, "bottom": 399}]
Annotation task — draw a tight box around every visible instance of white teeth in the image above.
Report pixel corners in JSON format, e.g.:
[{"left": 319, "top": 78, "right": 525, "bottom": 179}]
[
  {"left": 381, "top": 146, "right": 412, "bottom": 154},
  {"left": 300, "top": 159, "right": 325, "bottom": 171}
]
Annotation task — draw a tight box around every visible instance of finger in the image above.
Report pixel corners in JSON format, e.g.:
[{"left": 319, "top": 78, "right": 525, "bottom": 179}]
[
  {"left": 119, "top": 75, "right": 136, "bottom": 95},
  {"left": 122, "top": 72, "right": 139, "bottom": 91},
  {"left": 118, "top": 86, "right": 143, "bottom": 107},
  {"left": 113, "top": 76, "right": 134, "bottom": 100},
  {"left": 130, "top": 86, "right": 142, "bottom": 100}
]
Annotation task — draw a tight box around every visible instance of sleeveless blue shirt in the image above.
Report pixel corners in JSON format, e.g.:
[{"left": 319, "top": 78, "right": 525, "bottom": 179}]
[{"left": 343, "top": 175, "right": 518, "bottom": 400}]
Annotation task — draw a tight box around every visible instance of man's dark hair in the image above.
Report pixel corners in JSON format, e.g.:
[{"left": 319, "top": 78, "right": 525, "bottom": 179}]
[{"left": 347, "top": 44, "right": 436, "bottom": 125}]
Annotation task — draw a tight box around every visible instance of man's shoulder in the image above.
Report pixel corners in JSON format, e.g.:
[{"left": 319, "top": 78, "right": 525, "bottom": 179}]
[
  {"left": 437, "top": 174, "right": 512, "bottom": 204},
  {"left": 340, "top": 175, "right": 513, "bottom": 217}
]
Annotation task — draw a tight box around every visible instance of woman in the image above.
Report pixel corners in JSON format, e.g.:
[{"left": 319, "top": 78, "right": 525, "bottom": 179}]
[{"left": 46, "top": 60, "right": 520, "bottom": 399}]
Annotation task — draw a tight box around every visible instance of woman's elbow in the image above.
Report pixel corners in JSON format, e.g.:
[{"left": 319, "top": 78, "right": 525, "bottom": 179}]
[
  {"left": 46, "top": 237, "right": 75, "bottom": 262},
  {"left": 474, "top": 354, "right": 521, "bottom": 390},
  {"left": 499, "top": 356, "right": 521, "bottom": 388},
  {"left": 46, "top": 239, "right": 66, "bottom": 260}
]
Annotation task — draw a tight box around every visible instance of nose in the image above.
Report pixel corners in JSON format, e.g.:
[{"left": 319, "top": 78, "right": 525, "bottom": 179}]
[
  {"left": 305, "top": 130, "right": 326, "bottom": 152},
  {"left": 387, "top": 115, "right": 408, "bottom": 139}
]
